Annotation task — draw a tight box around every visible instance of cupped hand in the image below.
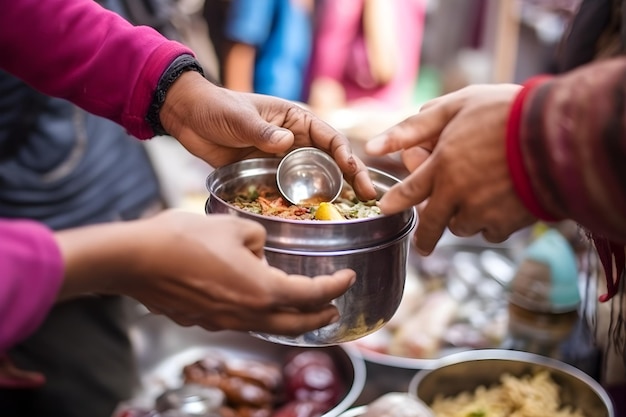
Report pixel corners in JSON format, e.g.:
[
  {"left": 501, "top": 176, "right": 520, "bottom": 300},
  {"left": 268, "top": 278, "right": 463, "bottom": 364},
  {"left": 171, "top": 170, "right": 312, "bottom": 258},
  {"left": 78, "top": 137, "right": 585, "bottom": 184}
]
[
  {"left": 57, "top": 210, "right": 356, "bottom": 336},
  {"left": 160, "top": 72, "right": 377, "bottom": 202},
  {"left": 364, "top": 84, "right": 536, "bottom": 254}
]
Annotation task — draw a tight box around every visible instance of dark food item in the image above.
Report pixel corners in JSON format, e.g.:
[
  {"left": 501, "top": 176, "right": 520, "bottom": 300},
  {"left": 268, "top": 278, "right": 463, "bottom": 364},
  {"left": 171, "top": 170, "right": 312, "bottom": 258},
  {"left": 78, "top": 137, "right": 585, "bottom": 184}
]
[{"left": 283, "top": 351, "right": 344, "bottom": 408}]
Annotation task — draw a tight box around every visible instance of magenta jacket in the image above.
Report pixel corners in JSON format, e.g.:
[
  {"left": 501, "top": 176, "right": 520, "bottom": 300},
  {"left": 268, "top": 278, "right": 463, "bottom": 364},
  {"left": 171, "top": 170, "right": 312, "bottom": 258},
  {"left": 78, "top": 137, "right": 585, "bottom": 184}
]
[{"left": 0, "top": 0, "right": 193, "bottom": 351}]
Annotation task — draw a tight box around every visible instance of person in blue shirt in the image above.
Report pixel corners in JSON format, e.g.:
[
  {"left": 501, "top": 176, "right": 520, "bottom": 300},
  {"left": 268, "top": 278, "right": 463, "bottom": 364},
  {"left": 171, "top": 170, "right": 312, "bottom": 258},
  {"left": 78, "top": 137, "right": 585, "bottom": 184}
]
[{"left": 207, "top": 0, "right": 314, "bottom": 101}]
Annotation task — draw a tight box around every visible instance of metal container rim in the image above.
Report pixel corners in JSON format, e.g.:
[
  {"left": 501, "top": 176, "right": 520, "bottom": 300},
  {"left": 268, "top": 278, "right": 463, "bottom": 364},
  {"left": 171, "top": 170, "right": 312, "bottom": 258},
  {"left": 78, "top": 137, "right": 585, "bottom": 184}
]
[{"left": 205, "top": 157, "right": 413, "bottom": 225}]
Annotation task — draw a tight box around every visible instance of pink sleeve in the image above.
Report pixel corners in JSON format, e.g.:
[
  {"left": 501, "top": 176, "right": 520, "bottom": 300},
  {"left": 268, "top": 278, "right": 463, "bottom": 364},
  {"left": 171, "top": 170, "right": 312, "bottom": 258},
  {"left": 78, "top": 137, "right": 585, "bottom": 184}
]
[
  {"left": 0, "top": 0, "right": 195, "bottom": 139},
  {"left": 0, "top": 220, "right": 64, "bottom": 352}
]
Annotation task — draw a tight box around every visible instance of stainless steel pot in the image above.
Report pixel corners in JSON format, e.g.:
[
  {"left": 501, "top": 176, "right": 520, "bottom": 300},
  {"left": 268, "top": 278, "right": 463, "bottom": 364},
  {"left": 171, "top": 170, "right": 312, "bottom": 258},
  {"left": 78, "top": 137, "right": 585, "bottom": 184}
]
[
  {"left": 408, "top": 349, "right": 615, "bottom": 417},
  {"left": 205, "top": 158, "right": 416, "bottom": 346}
]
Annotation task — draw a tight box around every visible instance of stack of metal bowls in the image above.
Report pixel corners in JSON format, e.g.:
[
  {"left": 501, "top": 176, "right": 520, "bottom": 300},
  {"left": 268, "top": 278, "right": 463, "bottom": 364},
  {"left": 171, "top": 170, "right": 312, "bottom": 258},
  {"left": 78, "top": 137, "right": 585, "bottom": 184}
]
[{"left": 205, "top": 157, "right": 416, "bottom": 346}]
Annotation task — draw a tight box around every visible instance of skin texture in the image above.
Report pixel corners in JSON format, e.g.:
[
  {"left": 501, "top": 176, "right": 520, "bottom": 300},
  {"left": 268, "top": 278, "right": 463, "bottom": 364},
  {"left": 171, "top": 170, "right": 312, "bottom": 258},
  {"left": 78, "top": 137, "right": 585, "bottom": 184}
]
[
  {"left": 56, "top": 212, "right": 355, "bottom": 336},
  {"left": 162, "top": 71, "right": 377, "bottom": 200},
  {"left": 365, "top": 84, "right": 536, "bottom": 255}
]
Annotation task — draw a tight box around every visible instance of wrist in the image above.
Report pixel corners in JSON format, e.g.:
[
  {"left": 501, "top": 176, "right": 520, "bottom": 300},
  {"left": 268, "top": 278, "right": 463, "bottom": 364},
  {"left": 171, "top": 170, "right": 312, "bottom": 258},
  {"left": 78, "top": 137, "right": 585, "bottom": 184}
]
[
  {"left": 505, "top": 75, "right": 560, "bottom": 222},
  {"left": 146, "top": 54, "right": 205, "bottom": 137}
]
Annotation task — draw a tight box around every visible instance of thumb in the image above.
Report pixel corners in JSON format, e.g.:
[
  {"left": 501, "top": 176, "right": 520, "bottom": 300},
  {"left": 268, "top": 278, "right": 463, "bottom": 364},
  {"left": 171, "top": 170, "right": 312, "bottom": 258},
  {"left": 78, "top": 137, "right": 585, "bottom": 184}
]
[{"left": 245, "top": 121, "right": 295, "bottom": 154}]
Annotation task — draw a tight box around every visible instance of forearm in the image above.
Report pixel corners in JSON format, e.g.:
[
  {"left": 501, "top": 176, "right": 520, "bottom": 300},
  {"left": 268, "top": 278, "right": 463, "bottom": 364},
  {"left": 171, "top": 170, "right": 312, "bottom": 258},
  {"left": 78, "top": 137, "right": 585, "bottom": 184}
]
[
  {"left": 0, "top": 0, "right": 193, "bottom": 139},
  {"left": 54, "top": 221, "right": 144, "bottom": 300},
  {"left": 0, "top": 220, "right": 63, "bottom": 352},
  {"left": 508, "top": 57, "right": 626, "bottom": 242}
]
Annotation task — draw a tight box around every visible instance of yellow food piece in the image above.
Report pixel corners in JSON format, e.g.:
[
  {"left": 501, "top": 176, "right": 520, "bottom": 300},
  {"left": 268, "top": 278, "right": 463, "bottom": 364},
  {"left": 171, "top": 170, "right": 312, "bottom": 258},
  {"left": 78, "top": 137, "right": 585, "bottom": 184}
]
[{"left": 315, "top": 202, "right": 345, "bottom": 221}]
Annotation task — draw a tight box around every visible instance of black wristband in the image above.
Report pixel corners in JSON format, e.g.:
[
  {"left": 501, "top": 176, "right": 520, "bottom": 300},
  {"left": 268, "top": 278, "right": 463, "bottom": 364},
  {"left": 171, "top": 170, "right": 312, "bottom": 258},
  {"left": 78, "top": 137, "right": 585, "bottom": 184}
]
[{"left": 146, "top": 54, "right": 205, "bottom": 136}]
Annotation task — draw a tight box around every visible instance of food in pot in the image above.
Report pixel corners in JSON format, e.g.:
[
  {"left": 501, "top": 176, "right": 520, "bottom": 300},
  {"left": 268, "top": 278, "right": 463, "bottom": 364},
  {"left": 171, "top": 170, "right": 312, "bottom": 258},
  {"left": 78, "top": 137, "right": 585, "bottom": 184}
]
[
  {"left": 229, "top": 184, "right": 381, "bottom": 221},
  {"left": 429, "top": 371, "right": 587, "bottom": 417}
]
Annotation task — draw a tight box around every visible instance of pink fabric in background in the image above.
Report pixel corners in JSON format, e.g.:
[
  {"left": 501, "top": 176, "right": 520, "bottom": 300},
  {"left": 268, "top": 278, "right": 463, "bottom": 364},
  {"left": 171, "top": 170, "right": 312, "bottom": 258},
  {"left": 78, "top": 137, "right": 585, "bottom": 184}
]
[{"left": 307, "top": 0, "right": 426, "bottom": 109}]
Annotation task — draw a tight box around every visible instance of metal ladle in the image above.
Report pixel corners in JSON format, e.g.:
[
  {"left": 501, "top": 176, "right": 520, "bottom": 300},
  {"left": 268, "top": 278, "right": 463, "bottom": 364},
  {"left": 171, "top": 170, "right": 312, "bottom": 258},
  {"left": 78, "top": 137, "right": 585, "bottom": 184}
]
[{"left": 276, "top": 147, "right": 344, "bottom": 205}]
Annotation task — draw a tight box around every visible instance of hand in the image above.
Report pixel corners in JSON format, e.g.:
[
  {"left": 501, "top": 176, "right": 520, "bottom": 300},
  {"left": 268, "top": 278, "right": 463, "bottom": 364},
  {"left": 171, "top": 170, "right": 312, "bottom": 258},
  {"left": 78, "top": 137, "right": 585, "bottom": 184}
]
[
  {"left": 160, "top": 72, "right": 377, "bottom": 202},
  {"left": 0, "top": 354, "right": 45, "bottom": 388},
  {"left": 365, "top": 84, "right": 536, "bottom": 255},
  {"left": 56, "top": 210, "right": 356, "bottom": 336}
]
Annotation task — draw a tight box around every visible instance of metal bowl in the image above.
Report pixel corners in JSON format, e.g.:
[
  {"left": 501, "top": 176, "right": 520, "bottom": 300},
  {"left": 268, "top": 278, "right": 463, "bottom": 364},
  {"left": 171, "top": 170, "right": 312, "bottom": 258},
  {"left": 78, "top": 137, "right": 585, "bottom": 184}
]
[
  {"left": 205, "top": 158, "right": 416, "bottom": 346},
  {"left": 128, "top": 314, "right": 367, "bottom": 417},
  {"left": 276, "top": 147, "right": 343, "bottom": 205},
  {"left": 408, "top": 349, "right": 615, "bottom": 417}
]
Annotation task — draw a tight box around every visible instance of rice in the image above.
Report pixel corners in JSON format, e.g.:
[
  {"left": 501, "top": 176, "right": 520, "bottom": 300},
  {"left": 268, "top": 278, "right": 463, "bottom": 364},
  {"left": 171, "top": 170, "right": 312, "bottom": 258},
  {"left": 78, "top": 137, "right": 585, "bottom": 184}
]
[{"left": 430, "top": 371, "right": 587, "bottom": 417}]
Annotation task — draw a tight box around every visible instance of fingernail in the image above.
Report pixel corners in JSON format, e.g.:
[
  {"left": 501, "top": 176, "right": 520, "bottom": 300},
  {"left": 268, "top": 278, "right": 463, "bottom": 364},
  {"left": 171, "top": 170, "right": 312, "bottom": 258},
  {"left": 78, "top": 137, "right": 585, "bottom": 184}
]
[{"left": 329, "top": 314, "right": 340, "bottom": 324}]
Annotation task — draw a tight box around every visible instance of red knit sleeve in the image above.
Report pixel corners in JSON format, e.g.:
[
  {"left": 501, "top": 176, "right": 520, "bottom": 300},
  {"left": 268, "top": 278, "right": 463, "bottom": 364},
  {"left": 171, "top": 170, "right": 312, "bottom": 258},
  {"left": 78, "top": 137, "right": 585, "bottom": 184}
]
[{"left": 505, "top": 75, "right": 560, "bottom": 221}]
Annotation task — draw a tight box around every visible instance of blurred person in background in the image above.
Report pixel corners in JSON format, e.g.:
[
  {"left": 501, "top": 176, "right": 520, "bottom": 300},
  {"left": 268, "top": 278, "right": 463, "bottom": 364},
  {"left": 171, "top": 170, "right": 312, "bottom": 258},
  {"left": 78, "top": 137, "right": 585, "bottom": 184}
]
[
  {"left": 204, "top": 0, "right": 314, "bottom": 101},
  {"left": 365, "top": 0, "right": 626, "bottom": 413},
  {"left": 305, "top": 0, "right": 426, "bottom": 118},
  {"left": 0, "top": 0, "right": 182, "bottom": 415}
]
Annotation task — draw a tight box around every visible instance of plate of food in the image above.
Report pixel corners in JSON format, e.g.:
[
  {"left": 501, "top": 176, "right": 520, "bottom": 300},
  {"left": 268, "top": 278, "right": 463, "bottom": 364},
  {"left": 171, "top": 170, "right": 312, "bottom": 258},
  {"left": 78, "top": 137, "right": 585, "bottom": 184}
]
[{"left": 117, "top": 314, "right": 367, "bottom": 417}]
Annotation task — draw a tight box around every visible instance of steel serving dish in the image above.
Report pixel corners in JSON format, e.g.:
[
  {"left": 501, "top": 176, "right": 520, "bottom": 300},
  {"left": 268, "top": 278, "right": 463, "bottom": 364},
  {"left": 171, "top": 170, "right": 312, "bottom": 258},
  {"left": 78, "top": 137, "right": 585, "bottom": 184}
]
[
  {"left": 409, "top": 349, "right": 615, "bottom": 417},
  {"left": 128, "top": 314, "right": 367, "bottom": 417},
  {"left": 205, "top": 157, "right": 416, "bottom": 346}
]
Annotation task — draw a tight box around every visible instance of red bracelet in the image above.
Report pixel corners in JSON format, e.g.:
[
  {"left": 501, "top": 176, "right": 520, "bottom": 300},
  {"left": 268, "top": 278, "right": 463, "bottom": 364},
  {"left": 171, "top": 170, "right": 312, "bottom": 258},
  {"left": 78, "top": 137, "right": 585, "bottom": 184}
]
[{"left": 505, "top": 75, "right": 560, "bottom": 221}]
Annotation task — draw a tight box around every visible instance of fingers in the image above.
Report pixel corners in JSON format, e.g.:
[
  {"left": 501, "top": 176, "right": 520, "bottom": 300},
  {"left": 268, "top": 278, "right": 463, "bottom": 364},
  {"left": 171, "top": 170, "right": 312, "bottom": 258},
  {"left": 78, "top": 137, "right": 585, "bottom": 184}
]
[
  {"left": 251, "top": 268, "right": 355, "bottom": 336},
  {"left": 235, "top": 217, "right": 267, "bottom": 259},
  {"left": 364, "top": 104, "right": 455, "bottom": 157},
  {"left": 199, "top": 268, "right": 356, "bottom": 336},
  {"left": 308, "top": 117, "right": 378, "bottom": 201},
  {"left": 226, "top": 305, "right": 342, "bottom": 337},
  {"left": 401, "top": 146, "right": 431, "bottom": 172},
  {"left": 378, "top": 158, "right": 435, "bottom": 215},
  {"left": 413, "top": 193, "right": 456, "bottom": 256},
  {"left": 274, "top": 268, "right": 356, "bottom": 308}
]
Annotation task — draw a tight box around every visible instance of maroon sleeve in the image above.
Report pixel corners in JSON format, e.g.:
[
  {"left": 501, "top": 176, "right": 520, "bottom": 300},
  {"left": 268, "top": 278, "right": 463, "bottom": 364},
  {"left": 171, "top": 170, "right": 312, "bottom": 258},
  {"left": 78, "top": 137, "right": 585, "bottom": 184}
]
[
  {"left": 507, "top": 57, "right": 626, "bottom": 244},
  {"left": 0, "top": 0, "right": 195, "bottom": 139}
]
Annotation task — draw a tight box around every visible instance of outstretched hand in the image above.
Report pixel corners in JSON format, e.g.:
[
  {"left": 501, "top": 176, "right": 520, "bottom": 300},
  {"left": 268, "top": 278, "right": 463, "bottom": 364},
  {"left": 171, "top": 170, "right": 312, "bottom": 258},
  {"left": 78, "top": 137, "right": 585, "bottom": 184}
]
[
  {"left": 56, "top": 211, "right": 356, "bottom": 336},
  {"left": 365, "top": 84, "right": 536, "bottom": 255},
  {"left": 160, "top": 72, "right": 377, "bottom": 202}
]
